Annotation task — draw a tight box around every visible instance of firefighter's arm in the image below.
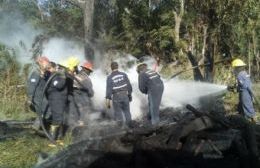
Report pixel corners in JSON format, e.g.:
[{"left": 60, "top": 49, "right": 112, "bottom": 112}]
[
  {"left": 125, "top": 74, "right": 133, "bottom": 102},
  {"left": 105, "top": 77, "right": 112, "bottom": 108},
  {"left": 106, "top": 99, "right": 111, "bottom": 109},
  {"left": 138, "top": 73, "right": 148, "bottom": 94},
  {"left": 227, "top": 85, "right": 236, "bottom": 92}
]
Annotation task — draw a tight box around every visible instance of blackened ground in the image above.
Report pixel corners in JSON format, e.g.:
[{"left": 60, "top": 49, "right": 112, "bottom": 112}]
[{"left": 88, "top": 149, "right": 240, "bottom": 168}]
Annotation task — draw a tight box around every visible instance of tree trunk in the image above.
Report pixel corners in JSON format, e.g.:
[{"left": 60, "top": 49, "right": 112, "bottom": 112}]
[
  {"left": 248, "top": 42, "right": 251, "bottom": 76},
  {"left": 201, "top": 25, "right": 208, "bottom": 61},
  {"left": 66, "top": 0, "right": 95, "bottom": 61},
  {"left": 252, "top": 31, "right": 259, "bottom": 81},
  {"left": 83, "top": 0, "right": 95, "bottom": 61},
  {"left": 203, "top": 7, "right": 217, "bottom": 83},
  {"left": 83, "top": 0, "right": 95, "bottom": 41},
  {"left": 174, "top": 14, "right": 181, "bottom": 42},
  {"left": 187, "top": 51, "right": 204, "bottom": 81},
  {"left": 173, "top": 0, "right": 184, "bottom": 43}
]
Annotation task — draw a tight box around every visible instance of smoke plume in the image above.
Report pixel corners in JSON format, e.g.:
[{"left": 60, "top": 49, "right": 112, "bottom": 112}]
[{"left": 0, "top": 11, "right": 41, "bottom": 64}]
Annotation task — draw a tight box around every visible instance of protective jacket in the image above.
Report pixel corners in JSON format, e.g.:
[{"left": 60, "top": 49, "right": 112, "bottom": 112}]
[
  {"left": 73, "top": 70, "right": 94, "bottom": 98},
  {"left": 73, "top": 70, "right": 94, "bottom": 121},
  {"left": 106, "top": 70, "right": 132, "bottom": 124},
  {"left": 27, "top": 70, "right": 49, "bottom": 114},
  {"left": 46, "top": 72, "right": 68, "bottom": 125},
  {"left": 138, "top": 69, "right": 164, "bottom": 125},
  {"left": 236, "top": 71, "right": 255, "bottom": 118}
]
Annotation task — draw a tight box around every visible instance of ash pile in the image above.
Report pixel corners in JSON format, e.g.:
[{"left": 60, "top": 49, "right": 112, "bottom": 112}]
[{"left": 35, "top": 93, "right": 260, "bottom": 168}]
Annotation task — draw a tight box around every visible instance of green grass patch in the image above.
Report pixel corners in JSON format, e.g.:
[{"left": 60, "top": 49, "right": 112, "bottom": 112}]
[{"left": 0, "top": 132, "right": 72, "bottom": 168}]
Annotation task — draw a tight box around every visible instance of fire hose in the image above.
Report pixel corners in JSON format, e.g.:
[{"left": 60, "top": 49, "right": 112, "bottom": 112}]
[
  {"left": 39, "top": 72, "right": 60, "bottom": 143},
  {"left": 170, "top": 58, "right": 231, "bottom": 79},
  {"left": 39, "top": 71, "right": 92, "bottom": 143}
]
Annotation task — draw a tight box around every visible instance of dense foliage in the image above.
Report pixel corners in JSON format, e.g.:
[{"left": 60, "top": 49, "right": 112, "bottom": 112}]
[{"left": 1, "top": 0, "right": 259, "bottom": 71}]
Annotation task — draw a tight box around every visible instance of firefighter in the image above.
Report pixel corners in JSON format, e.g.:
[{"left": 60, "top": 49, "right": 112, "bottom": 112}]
[
  {"left": 106, "top": 61, "right": 133, "bottom": 127},
  {"left": 60, "top": 57, "right": 81, "bottom": 127},
  {"left": 229, "top": 58, "right": 256, "bottom": 122},
  {"left": 137, "top": 62, "right": 164, "bottom": 125},
  {"left": 73, "top": 61, "right": 94, "bottom": 125},
  {"left": 45, "top": 62, "right": 68, "bottom": 142},
  {"left": 27, "top": 56, "right": 50, "bottom": 129}
]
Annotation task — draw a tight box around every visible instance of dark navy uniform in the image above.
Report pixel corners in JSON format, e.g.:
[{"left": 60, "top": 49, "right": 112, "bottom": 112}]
[
  {"left": 27, "top": 70, "right": 49, "bottom": 114},
  {"left": 73, "top": 70, "right": 94, "bottom": 121},
  {"left": 106, "top": 70, "right": 132, "bottom": 125},
  {"left": 46, "top": 72, "right": 68, "bottom": 125},
  {"left": 236, "top": 71, "right": 255, "bottom": 119},
  {"left": 138, "top": 69, "right": 164, "bottom": 125}
]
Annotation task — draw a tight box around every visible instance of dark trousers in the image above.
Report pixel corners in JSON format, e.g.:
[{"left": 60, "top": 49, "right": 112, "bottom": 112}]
[
  {"left": 148, "top": 84, "right": 164, "bottom": 125},
  {"left": 49, "top": 98, "right": 66, "bottom": 125},
  {"left": 113, "top": 99, "right": 132, "bottom": 125},
  {"left": 73, "top": 90, "right": 92, "bottom": 121}
]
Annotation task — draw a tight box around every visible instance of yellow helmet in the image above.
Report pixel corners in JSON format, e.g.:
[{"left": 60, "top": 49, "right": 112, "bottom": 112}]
[
  {"left": 66, "top": 56, "right": 80, "bottom": 71},
  {"left": 59, "top": 61, "right": 69, "bottom": 69},
  {"left": 231, "top": 58, "right": 246, "bottom": 67}
]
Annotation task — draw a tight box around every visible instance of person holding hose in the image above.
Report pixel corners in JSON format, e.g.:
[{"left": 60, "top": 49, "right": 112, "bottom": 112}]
[
  {"left": 73, "top": 61, "right": 94, "bottom": 125},
  {"left": 137, "top": 62, "right": 164, "bottom": 125},
  {"left": 228, "top": 58, "right": 256, "bottom": 122},
  {"left": 46, "top": 62, "right": 68, "bottom": 144},
  {"left": 27, "top": 56, "right": 50, "bottom": 129}
]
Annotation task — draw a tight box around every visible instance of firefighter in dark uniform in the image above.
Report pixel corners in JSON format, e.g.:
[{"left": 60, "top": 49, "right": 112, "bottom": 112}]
[
  {"left": 46, "top": 62, "right": 68, "bottom": 141},
  {"left": 106, "top": 62, "right": 133, "bottom": 126},
  {"left": 229, "top": 58, "right": 256, "bottom": 122},
  {"left": 73, "top": 61, "right": 94, "bottom": 125},
  {"left": 27, "top": 56, "right": 50, "bottom": 129},
  {"left": 59, "top": 57, "right": 80, "bottom": 127},
  {"left": 137, "top": 62, "right": 164, "bottom": 125}
]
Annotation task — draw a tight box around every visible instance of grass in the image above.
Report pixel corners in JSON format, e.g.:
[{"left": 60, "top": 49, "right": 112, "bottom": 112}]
[
  {"left": 0, "top": 131, "right": 72, "bottom": 168},
  {"left": 0, "top": 135, "right": 55, "bottom": 168}
]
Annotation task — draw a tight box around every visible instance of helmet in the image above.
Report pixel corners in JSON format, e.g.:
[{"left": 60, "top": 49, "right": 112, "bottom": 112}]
[
  {"left": 59, "top": 61, "right": 69, "bottom": 69},
  {"left": 66, "top": 56, "right": 80, "bottom": 71},
  {"left": 81, "top": 61, "right": 93, "bottom": 72},
  {"left": 231, "top": 59, "right": 246, "bottom": 67},
  {"left": 136, "top": 62, "right": 147, "bottom": 68},
  {"left": 136, "top": 62, "right": 147, "bottom": 73},
  {"left": 36, "top": 56, "right": 49, "bottom": 65}
]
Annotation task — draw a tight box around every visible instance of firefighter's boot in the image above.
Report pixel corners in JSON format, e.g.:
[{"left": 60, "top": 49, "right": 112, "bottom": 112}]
[
  {"left": 50, "top": 125, "right": 59, "bottom": 140},
  {"left": 48, "top": 125, "right": 60, "bottom": 147}
]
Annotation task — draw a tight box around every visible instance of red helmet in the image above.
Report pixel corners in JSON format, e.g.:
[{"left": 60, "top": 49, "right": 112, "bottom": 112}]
[
  {"left": 81, "top": 61, "right": 93, "bottom": 72},
  {"left": 36, "top": 56, "right": 49, "bottom": 65}
]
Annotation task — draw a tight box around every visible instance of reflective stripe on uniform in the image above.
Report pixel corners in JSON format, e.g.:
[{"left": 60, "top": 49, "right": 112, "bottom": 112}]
[
  {"left": 149, "top": 75, "right": 158, "bottom": 79},
  {"left": 113, "top": 84, "right": 127, "bottom": 90},
  {"left": 146, "top": 70, "right": 157, "bottom": 75},
  {"left": 112, "top": 74, "right": 124, "bottom": 80},
  {"left": 31, "top": 78, "right": 36, "bottom": 82}
]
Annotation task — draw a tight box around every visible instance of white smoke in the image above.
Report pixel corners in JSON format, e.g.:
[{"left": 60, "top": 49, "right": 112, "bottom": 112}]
[
  {"left": 0, "top": 11, "right": 41, "bottom": 64},
  {"left": 41, "top": 38, "right": 85, "bottom": 63}
]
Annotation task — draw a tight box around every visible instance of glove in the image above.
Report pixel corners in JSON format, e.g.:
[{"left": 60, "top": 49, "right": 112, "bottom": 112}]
[
  {"left": 26, "top": 99, "right": 36, "bottom": 112},
  {"left": 106, "top": 99, "right": 111, "bottom": 109},
  {"left": 128, "top": 95, "right": 132, "bottom": 102},
  {"left": 227, "top": 85, "right": 236, "bottom": 92}
]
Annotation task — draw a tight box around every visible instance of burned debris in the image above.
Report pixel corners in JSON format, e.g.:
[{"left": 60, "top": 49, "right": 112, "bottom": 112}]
[{"left": 34, "top": 102, "right": 260, "bottom": 168}]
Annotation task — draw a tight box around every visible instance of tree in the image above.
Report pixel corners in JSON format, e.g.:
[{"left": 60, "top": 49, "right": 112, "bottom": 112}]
[{"left": 66, "top": 0, "right": 95, "bottom": 61}]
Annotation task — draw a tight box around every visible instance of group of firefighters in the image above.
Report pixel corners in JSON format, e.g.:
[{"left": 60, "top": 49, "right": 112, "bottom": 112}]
[
  {"left": 27, "top": 56, "right": 164, "bottom": 145},
  {"left": 27, "top": 55, "right": 256, "bottom": 146}
]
